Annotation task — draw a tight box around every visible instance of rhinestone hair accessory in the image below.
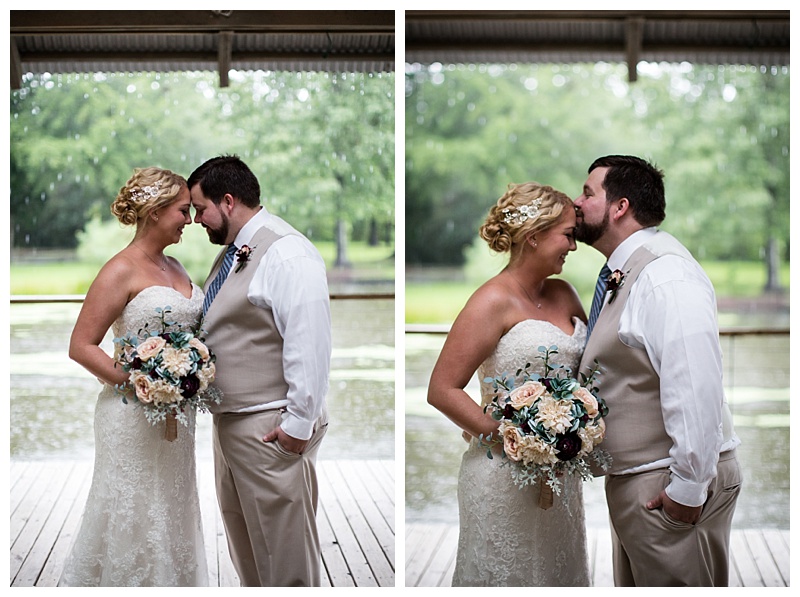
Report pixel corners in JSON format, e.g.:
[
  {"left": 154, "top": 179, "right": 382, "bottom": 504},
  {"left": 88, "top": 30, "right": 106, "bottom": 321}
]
[
  {"left": 501, "top": 197, "right": 543, "bottom": 226},
  {"left": 129, "top": 179, "right": 163, "bottom": 204}
]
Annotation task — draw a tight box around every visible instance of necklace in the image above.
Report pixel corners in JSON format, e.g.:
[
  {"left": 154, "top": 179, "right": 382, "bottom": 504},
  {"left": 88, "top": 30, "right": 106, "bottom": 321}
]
[
  {"left": 133, "top": 243, "right": 167, "bottom": 271},
  {"left": 508, "top": 272, "right": 542, "bottom": 309}
]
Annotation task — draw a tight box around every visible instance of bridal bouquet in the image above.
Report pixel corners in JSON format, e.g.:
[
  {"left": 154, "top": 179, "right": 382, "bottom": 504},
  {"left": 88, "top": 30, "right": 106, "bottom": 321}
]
[
  {"left": 113, "top": 306, "right": 222, "bottom": 441},
  {"left": 481, "top": 345, "right": 612, "bottom": 509}
]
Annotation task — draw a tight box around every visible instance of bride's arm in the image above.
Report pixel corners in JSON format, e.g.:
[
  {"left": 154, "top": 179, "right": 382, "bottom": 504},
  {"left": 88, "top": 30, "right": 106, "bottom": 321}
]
[
  {"left": 427, "top": 284, "right": 508, "bottom": 441},
  {"left": 69, "top": 257, "right": 135, "bottom": 388}
]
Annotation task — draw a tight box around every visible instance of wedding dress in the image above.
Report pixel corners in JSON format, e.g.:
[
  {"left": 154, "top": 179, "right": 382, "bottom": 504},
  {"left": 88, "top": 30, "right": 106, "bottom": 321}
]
[
  {"left": 452, "top": 317, "right": 591, "bottom": 587},
  {"left": 59, "top": 285, "right": 208, "bottom": 587}
]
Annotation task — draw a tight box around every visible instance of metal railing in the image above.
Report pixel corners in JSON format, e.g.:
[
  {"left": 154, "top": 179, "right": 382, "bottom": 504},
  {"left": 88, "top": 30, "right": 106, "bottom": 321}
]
[{"left": 10, "top": 293, "right": 395, "bottom": 303}]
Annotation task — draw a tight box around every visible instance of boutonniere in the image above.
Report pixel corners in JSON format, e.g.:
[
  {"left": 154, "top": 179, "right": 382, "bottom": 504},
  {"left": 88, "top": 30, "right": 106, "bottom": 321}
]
[
  {"left": 234, "top": 245, "right": 255, "bottom": 273},
  {"left": 606, "top": 269, "right": 628, "bottom": 304}
]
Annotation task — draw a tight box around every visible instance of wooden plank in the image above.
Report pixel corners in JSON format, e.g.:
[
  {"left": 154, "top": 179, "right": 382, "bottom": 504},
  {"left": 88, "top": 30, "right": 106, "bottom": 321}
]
[
  {"left": 9, "top": 461, "right": 45, "bottom": 530},
  {"left": 12, "top": 462, "right": 83, "bottom": 586},
  {"left": 405, "top": 524, "right": 783, "bottom": 588},
  {"left": 728, "top": 531, "right": 763, "bottom": 587},
  {"left": 197, "top": 462, "right": 222, "bottom": 587},
  {"left": 318, "top": 500, "right": 354, "bottom": 587},
  {"left": 335, "top": 461, "right": 395, "bottom": 560},
  {"left": 591, "top": 527, "right": 615, "bottom": 587},
  {"left": 405, "top": 523, "right": 445, "bottom": 587},
  {"left": 343, "top": 460, "right": 395, "bottom": 531},
  {"left": 318, "top": 491, "right": 375, "bottom": 586},
  {"left": 10, "top": 461, "right": 72, "bottom": 579},
  {"left": 743, "top": 529, "right": 785, "bottom": 587},
  {"left": 9, "top": 460, "right": 393, "bottom": 588},
  {"left": 422, "top": 523, "right": 458, "bottom": 586},
  {"left": 35, "top": 461, "right": 93, "bottom": 587},
  {"left": 317, "top": 462, "right": 383, "bottom": 586},
  {"left": 760, "top": 529, "right": 789, "bottom": 586}
]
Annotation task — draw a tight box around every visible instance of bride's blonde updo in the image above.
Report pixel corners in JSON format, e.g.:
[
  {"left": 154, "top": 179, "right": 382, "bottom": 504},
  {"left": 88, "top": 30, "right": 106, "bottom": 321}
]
[
  {"left": 479, "top": 182, "right": 574, "bottom": 253},
  {"left": 110, "top": 167, "right": 187, "bottom": 227}
]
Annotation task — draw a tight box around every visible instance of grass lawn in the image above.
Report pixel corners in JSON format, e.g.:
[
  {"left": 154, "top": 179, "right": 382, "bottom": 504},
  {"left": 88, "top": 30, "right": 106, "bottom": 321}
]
[
  {"left": 406, "top": 260, "right": 789, "bottom": 324},
  {"left": 10, "top": 241, "right": 394, "bottom": 295}
]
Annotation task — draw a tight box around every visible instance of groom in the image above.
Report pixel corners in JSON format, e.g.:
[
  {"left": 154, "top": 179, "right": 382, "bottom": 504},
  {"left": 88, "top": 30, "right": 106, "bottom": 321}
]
[
  {"left": 574, "top": 155, "right": 741, "bottom": 586},
  {"left": 188, "top": 155, "right": 331, "bottom": 586}
]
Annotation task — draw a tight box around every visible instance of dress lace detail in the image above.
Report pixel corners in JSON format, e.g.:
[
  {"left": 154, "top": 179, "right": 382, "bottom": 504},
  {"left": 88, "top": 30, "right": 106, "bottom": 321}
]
[
  {"left": 59, "top": 285, "right": 208, "bottom": 587},
  {"left": 452, "top": 317, "right": 591, "bottom": 587}
]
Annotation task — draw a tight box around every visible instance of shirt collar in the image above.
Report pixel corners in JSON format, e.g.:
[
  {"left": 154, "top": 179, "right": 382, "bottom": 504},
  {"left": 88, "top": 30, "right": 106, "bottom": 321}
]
[
  {"left": 234, "top": 207, "right": 268, "bottom": 248},
  {"left": 607, "top": 227, "right": 658, "bottom": 271}
]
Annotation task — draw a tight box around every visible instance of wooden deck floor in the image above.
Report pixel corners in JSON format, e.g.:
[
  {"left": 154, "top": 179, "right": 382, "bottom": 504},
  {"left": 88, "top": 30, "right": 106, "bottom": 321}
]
[
  {"left": 10, "top": 459, "right": 394, "bottom": 587},
  {"left": 406, "top": 522, "right": 789, "bottom": 587}
]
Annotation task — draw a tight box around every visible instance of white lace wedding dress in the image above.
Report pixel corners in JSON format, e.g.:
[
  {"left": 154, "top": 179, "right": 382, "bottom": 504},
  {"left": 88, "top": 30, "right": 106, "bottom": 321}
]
[
  {"left": 59, "top": 285, "right": 208, "bottom": 587},
  {"left": 452, "top": 317, "right": 591, "bottom": 587}
]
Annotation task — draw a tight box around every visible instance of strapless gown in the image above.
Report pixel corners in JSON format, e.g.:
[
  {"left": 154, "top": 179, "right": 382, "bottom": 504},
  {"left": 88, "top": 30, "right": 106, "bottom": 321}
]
[
  {"left": 451, "top": 317, "right": 591, "bottom": 587},
  {"left": 59, "top": 285, "right": 208, "bottom": 586}
]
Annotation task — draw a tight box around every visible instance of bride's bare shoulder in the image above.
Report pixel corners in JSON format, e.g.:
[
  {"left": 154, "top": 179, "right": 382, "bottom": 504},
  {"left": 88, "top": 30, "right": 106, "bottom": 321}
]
[{"left": 466, "top": 275, "right": 516, "bottom": 311}]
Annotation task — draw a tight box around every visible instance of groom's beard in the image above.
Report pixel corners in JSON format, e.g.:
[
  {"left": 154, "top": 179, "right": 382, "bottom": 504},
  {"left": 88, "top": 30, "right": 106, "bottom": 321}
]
[
  {"left": 575, "top": 207, "right": 609, "bottom": 246},
  {"left": 205, "top": 212, "right": 230, "bottom": 245}
]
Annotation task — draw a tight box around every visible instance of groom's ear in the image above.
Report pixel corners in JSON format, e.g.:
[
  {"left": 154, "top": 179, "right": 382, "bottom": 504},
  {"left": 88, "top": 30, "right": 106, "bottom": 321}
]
[
  {"left": 221, "top": 193, "right": 237, "bottom": 213},
  {"left": 611, "top": 198, "right": 630, "bottom": 221}
]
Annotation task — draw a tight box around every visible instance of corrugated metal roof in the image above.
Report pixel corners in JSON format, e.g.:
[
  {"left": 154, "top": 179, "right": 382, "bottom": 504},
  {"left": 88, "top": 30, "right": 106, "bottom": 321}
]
[
  {"left": 10, "top": 10, "right": 395, "bottom": 89},
  {"left": 405, "top": 11, "right": 789, "bottom": 81}
]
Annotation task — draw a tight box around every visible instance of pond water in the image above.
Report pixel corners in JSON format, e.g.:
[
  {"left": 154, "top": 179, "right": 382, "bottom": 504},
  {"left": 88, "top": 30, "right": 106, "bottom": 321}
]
[
  {"left": 405, "top": 311, "right": 790, "bottom": 531},
  {"left": 9, "top": 299, "right": 395, "bottom": 463}
]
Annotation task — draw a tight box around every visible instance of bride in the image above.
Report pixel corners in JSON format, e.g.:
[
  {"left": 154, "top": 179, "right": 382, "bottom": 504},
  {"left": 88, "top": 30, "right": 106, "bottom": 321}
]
[
  {"left": 428, "top": 182, "right": 590, "bottom": 586},
  {"left": 59, "top": 167, "right": 208, "bottom": 586}
]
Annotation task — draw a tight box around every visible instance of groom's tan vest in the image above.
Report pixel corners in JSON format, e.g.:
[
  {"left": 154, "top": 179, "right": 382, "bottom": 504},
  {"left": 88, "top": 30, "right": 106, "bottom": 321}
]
[
  {"left": 202, "top": 226, "right": 292, "bottom": 413},
  {"left": 580, "top": 232, "right": 692, "bottom": 474}
]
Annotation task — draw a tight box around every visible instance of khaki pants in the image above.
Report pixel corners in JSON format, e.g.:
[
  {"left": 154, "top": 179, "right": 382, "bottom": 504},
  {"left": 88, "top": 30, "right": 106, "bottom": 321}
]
[
  {"left": 605, "top": 449, "right": 742, "bottom": 586},
  {"left": 213, "top": 408, "right": 328, "bottom": 586}
]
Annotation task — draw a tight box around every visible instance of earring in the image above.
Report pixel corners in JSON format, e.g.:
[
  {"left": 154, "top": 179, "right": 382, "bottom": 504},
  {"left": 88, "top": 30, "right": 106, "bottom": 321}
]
[{"left": 529, "top": 237, "right": 537, "bottom": 248}]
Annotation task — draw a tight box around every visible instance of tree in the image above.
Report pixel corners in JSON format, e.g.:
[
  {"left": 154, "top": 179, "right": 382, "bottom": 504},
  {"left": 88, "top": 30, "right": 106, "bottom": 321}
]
[
  {"left": 405, "top": 62, "right": 790, "bottom": 278},
  {"left": 10, "top": 70, "right": 395, "bottom": 259}
]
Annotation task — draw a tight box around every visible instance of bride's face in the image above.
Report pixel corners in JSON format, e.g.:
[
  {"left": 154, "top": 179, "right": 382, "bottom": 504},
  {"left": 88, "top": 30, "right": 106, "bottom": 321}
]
[
  {"left": 154, "top": 186, "right": 192, "bottom": 244},
  {"left": 533, "top": 208, "right": 577, "bottom": 274}
]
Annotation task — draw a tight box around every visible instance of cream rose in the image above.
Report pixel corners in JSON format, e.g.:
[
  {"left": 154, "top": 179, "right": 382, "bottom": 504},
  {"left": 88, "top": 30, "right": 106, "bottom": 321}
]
[
  {"left": 572, "top": 386, "right": 599, "bottom": 418},
  {"left": 508, "top": 380, "right": 547, "bottom": 410},
  {"left": 578, "top": 419, "right": 606, "bottom": 451},
  {"left": 150, "top": 379, "right": 182, "bottom": 405},
  {"left": 518, "top": 435, "right": 557, "bottom": 466},
  {"left": 197, "top": 361, "right": 216, "bottom": 389},
  {"left": 500, "top": 422, "right": 524, "bottom": 462},
  {"left": 534, "top": 395, "right": 573, "bottom": 435},
  {"left": 131, "top": 371, "right": 155, "bottom": 404},
  {"left": 137, "top": 336, "right": 166, "bottom": 362},
  {"left": 189, "top": 337, "right": 210, "bottom": 361},
  {"left": 161, "top": 346, "right": 193, "bottom": 377}
]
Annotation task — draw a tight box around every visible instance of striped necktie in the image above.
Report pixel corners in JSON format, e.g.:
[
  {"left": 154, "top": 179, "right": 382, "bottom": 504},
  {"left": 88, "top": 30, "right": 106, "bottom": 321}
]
[
  {"left": 202, "top": 244, "right": 237, "bottom": 315},
  {"left": 586, "top": 263, "right": 612, "bottom": 341}
]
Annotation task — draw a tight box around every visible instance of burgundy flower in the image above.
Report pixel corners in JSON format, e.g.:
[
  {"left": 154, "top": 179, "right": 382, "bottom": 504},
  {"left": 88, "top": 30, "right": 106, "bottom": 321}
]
[
  {"left": 180, "top": 374, "right": 200, "bottom": 398},
  {"left": 555, "top": 432, "right": 582, "bottom": 461},
  {"left": 234, "top": 245, "right": 255, "bottom": 273},
  {"left": 606, "top": 269, "right": 627, "bottom": 304}
]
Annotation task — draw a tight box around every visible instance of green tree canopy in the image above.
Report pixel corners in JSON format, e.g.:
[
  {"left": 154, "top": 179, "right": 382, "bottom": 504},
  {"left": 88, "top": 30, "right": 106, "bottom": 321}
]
[
  {"left": 10, "top": 70, "right": 395, "bottom": 253},
  {"left": 405, "top": 62, "right": 789, "bottom": 283}
]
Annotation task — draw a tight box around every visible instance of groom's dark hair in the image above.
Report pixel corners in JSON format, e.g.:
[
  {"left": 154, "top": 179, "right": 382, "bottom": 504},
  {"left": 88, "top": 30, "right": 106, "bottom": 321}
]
[
  {"left": 589, "top": 155, "right": 666, "bottom": 227},
  {"left": 187, "top": 155, "right": 262, "bottom": 208}
]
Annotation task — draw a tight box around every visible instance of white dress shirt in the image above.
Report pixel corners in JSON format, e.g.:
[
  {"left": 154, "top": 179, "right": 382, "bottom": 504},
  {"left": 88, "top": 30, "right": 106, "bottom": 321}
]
[
  {"left": 605, "top": 228, "right": 740, "bottom": 506},
  {"left": 221, "top": 207, "right": 331, "bottom": 440}
]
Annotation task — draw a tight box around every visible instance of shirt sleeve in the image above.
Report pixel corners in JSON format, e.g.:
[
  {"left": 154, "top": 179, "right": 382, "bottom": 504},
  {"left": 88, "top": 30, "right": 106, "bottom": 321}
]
[
  {"left": 620, "top": 256, "right": 724, "bottom": 507},
  {"left": 247, "top": 236, "right": 332, "bottom": 440}
]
